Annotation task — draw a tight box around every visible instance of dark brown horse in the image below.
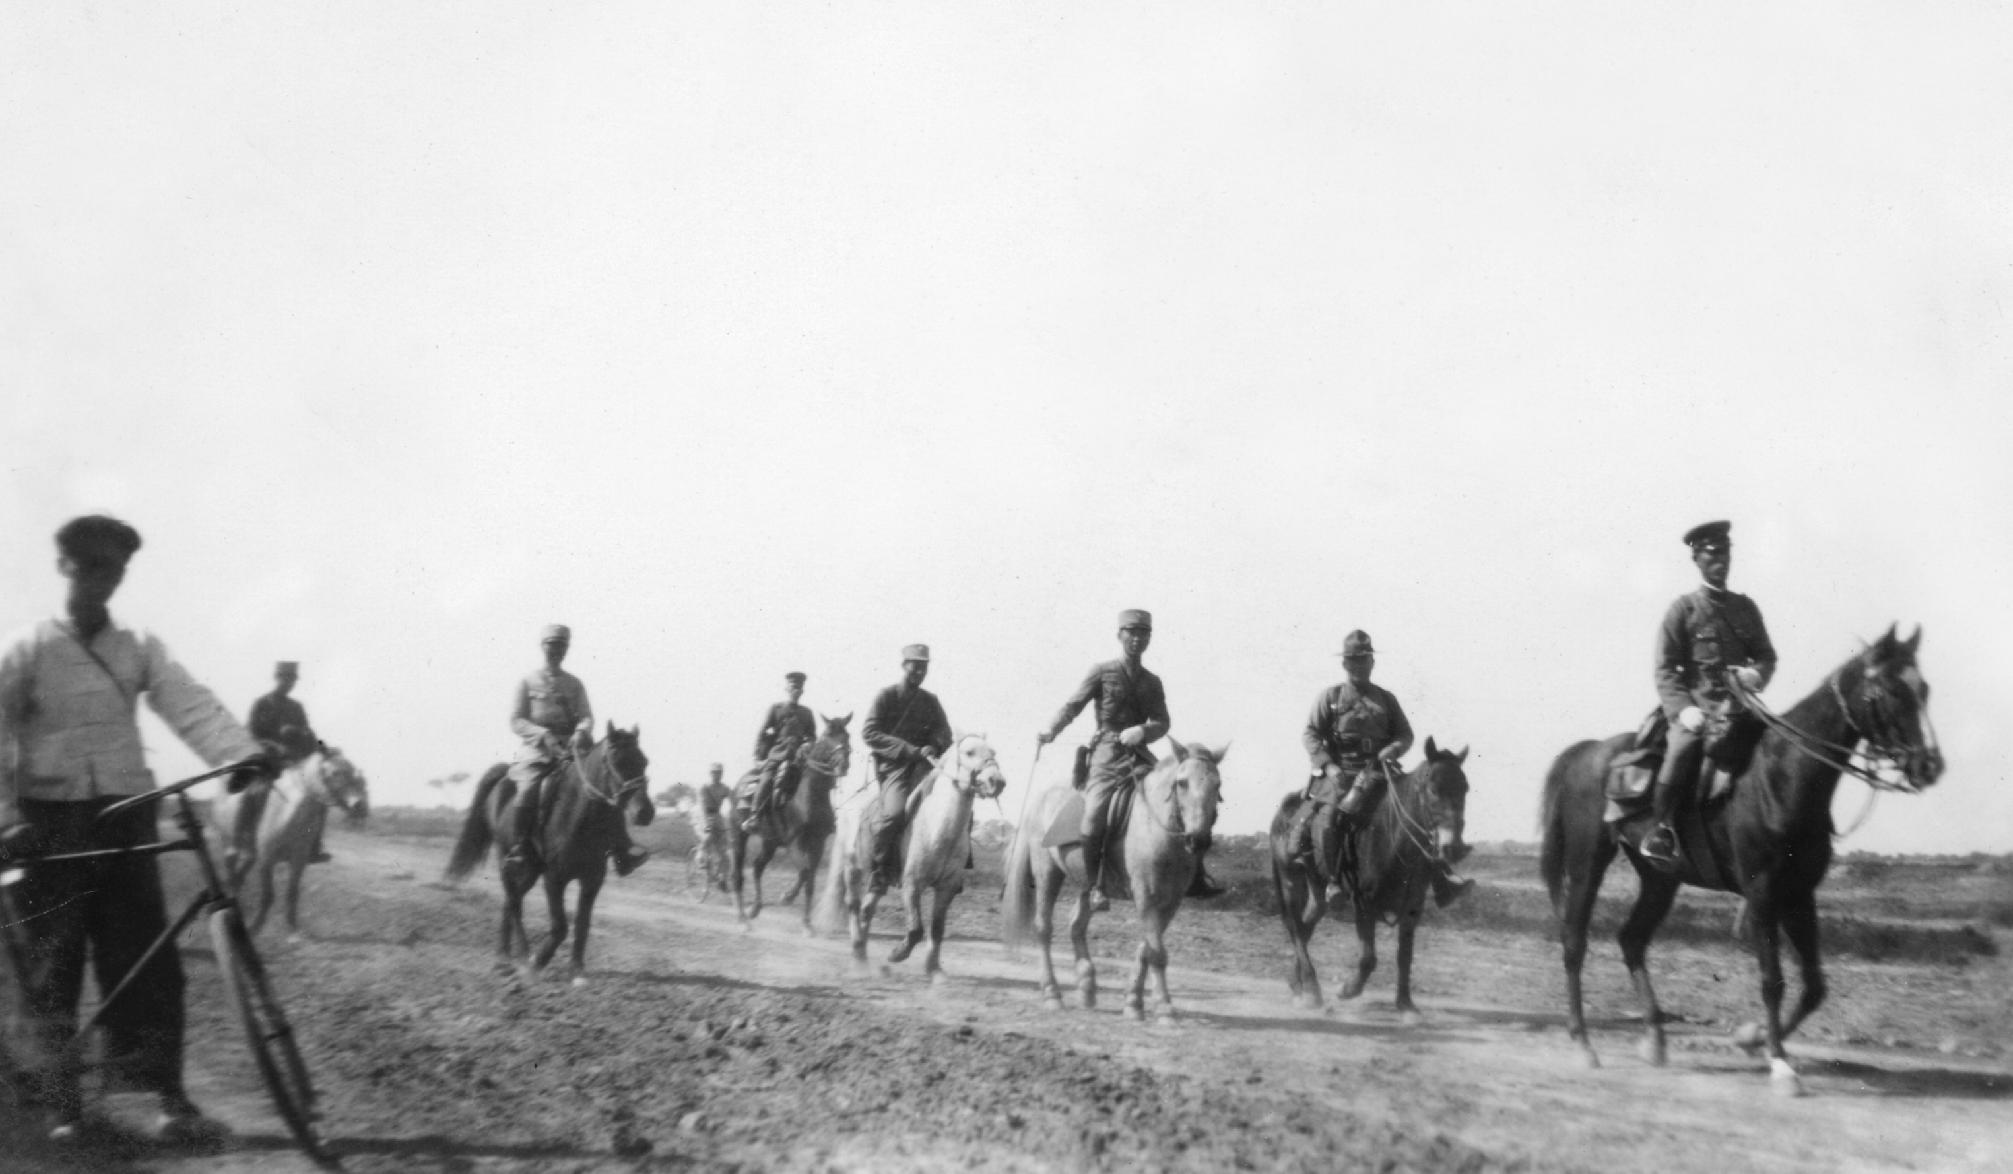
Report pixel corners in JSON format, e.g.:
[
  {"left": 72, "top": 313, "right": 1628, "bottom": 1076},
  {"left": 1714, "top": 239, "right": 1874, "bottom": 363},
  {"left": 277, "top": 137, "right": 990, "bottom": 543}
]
[
  {"left": 444, "top": 724, "right": 653, "bottom": 983},
  {"left": 1540, "top": 626, "right": 1942, "bottom": 1093},
  {"left": 729, "top": 713, "right": 850, "bottom": 933},
  {"left": 1268, "top": 738, "right": 1470, "bottom": 1021}
]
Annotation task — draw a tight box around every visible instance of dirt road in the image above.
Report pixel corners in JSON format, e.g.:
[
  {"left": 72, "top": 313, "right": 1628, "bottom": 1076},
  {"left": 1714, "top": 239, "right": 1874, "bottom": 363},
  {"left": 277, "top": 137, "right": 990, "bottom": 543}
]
[{"left": 8, "top": 829, "right": 2007, "bottom": 1172}]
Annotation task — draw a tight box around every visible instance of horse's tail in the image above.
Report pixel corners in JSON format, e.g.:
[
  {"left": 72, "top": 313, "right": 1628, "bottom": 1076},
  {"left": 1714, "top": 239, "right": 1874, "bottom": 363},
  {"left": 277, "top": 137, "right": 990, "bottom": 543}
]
[
  {"left": 1538, "top": 741, "right": 1596, "bottom": 914},
  {"left": 445, "top": 764, "right": 511, "bottom": 883},
  {"left": 812, "top": 801, "right": 854, "bottom": 933},
  {"left": 1000, "top": 802, "right": 1039, "bottom": 953}
]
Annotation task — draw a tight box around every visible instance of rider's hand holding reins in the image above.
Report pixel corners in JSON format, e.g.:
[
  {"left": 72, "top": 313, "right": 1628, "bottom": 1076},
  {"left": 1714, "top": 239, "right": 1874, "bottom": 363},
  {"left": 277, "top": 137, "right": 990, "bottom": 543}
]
[
  {"left": 226, "top": 747, "right": 285, "bottom": 794},
  {"left": 1733, "top": 665, "right": 1765, "bottom": 692},
  {"left": 1117, "top": 726, "right": 1146, "bottom": 748}
]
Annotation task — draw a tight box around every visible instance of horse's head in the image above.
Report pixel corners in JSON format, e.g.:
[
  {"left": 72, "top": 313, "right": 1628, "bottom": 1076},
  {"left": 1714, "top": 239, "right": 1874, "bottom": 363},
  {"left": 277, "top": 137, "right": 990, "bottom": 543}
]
[
  {"left": 1843, "top": 625, "right": 1943, "bottom": 793},
  {"left": 1163, "top": 738, "right": 1228, "bottom": 852},
  {"left": 803, "top": 712, "right": 854, "bottom": 783},
  {"left": 1412, "top": 736, "right": 1471, "bottom": 863},
  {"left": 944, "top": 732, "right": 1006, "bottom": 800},
  {"left": 596, "top": 722, "right": 654, "bottom": 823},
  {"left": 317, "top": 745, "right": 371, "bottom": 824}
]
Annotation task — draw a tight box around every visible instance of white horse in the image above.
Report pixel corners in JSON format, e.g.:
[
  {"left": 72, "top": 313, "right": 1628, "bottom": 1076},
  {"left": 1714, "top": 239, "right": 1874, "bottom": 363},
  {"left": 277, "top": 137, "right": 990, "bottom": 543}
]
[
  {"left": 212, "top": 746, "right": 369, "bottom": 939},
  {"left": 1002, "top": 738, "right": 1225, "bottom": 1021},
  {"left": 819, "top": 733, "right": 1006, "bottom": 979}
]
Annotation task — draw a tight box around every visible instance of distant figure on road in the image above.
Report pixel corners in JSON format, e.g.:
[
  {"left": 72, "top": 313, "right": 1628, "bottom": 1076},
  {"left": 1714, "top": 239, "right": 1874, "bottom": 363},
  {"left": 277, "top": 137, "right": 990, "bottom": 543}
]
[{"left": 242, "top": 660, "right": 331, "bottom": 864}]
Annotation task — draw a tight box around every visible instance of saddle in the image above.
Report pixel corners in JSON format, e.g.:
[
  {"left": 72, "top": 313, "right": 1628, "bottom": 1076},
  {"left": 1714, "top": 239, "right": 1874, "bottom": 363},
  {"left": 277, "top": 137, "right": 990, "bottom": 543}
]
[
  {"left": 1037, "top": 783, "right": 1137, "bottom": 900},
  {"left": 1604, "top": 706, "right": 1764, "bottom": 824}
]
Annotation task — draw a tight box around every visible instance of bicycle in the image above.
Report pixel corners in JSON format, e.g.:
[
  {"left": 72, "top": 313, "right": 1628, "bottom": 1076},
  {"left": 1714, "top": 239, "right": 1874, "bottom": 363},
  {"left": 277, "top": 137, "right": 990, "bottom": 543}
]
[
  {"left": 685, "top": 813, "right": 730, "bottom": 902},
  {"left": 0, "top": 760, "right": 330, "bottom": 1164}
]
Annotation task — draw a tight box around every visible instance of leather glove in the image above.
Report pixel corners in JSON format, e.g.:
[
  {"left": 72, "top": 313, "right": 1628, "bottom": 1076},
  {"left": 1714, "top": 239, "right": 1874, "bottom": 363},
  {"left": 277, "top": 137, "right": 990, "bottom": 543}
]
[
  {"left": 1377, "top": 743, "right": 1405, "bottom": 763},
  {"left": 1733, "top": 665, "right": 1764, "bottom": 691},
  {"left": 226, "top": 748, "right": 284, "bottom": 793},
  {"left": 1118, "top": 726, "right": 1146, "bottom": 748},
  {"left": 1677, "top": 706, "right": 1706, "bottom": 734}
]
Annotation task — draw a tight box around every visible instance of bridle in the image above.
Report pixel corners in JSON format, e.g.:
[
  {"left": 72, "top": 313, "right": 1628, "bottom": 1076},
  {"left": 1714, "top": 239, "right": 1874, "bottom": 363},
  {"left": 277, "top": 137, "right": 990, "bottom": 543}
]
[
  {"left": 801, "top": 734, "right": 851, "bottom": 781},
  {"left": 1379, "top": 758, "right": 1460, "bottom": 861},
  {"left": 565, "top": 740, "right": 650, "bottom": 809},
  {"left": 300, "top": 751, "right": 366, "bottom": 816},
  {"left": 1727, "top": 657, "right": 1933, "bottom": 796},
  {"left": 941, "top": 737, "right": 1005, "bottom": 800},
  {"left": 1137, "top": 757, "right": 1217, "bottom": 849}
]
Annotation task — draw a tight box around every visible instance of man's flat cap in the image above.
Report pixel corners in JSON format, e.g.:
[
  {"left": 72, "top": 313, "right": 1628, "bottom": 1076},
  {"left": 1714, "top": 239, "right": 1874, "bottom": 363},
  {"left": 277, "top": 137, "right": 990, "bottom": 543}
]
[
  {"left": 784, "top": 671, "right": 807, "bottom": 685},
  {"left": 901, "top": 644, "right": 931, "bottom": 663},
  {"left": 1118, "top": 609, "right": 1153, "bottom": 631},
  {"left": 541, "top": 624, "right": 572, "bottom": 642},
  {"left": 55, "top": 515, "right": 142, "bottom": 561}
]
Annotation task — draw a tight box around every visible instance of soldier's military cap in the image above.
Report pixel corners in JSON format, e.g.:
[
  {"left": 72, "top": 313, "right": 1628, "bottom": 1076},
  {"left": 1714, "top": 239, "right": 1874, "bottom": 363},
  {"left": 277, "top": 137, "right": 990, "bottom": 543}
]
[
  {"left": 1117, "top": 609, "right": 1153, "bottom": 631},
  {"left": 275, "top": 661, "right": 300, "bottom": 675},
  {"left": 541, "top": 623, "right": 571, "bottom": 642},
  {"left": 784, "top": 671, "right": 807, "bottom": 684},
  {"left": 1340, "top": 630, "right": 1376, "bottom": 659},
  {"left": 1683, "top": 520, "right": 1732, "bottom": 551},
  {"left": 55, "top": 515, "right": 142, "bottom": 561},
  {"left": 901, "top": 643, "right": 931, "bottom": 663},
  {"left": 708, "top": 762, "right": 724, "bottom": 774}
]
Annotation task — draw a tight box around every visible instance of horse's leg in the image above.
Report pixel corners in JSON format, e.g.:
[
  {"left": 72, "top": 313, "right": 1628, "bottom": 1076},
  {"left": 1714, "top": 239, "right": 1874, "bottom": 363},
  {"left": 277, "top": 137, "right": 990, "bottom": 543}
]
[
  {"left": 569, "top": 875, "right": 601, "bottom": 986},
  {"left": 923, "top": 879, "right": 958, "bottom": 983},
  {"left": 1034, "top": 861, "right": 1064, "bottom": 1011},
  {"left": 533, "top": 874, "right": 569, "bottom": 973},
  {"left": 1618, "top": 863, "right": 1680, "bottom": 1066},
  {"left": 729, "top": 835, "right": 753, "bottom": 930},
  {"left": 1394, "top": 910, "right": 1423, "bottom": 1025},
  {"left": 1776, "top": 888, "right": 1827, "bottom": 1043},
  {"left": 1279, "top": 860, "right": 1325, "bottom": 1010},
  {"left": 886, "top": 868, "right": 926, "bottom": 965},
  {"left": 1338, "top": 902, "right": 1377, "bottom": 1001},
  {"left": 1560, "top": 836, "right": 1617, "bottom": 1069},
  {"left": 1738, "top": 883, "right": 1803, "bottom": 1095},
  {"left": 798, "top": 856, "right": 819, "bottom": 938},
  {"left": 1069, "top": 857, "right": 1098, "bottom": 1010},
  {"left": 1149, "top": 901, "right": 1178, "bottom": 1022},
  {"left": 500, "top": 873, "right": 530, "bottom": 974},
  {"left": 750, "top": 841, "right": 773, "bottom": 921}
]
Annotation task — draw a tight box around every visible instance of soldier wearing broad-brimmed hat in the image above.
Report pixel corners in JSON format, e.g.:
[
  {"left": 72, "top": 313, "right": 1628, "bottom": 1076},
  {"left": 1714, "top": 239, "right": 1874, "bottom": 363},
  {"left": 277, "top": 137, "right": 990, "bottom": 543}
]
[
  {"left": 1642, "top": 521, "right": 1777, "bottom": 865},
  {"left": 1290, "top": 630, "right": 1473, "bottom": 906},
  {"left": 1037, "top": 609, "right": 1223, "bottom": 906},
  {"left": 744, "top": 671, "right": 817, "bottom": 832},
  {"left": 860, "top": 644, "right": 954, "bottom": 894}
]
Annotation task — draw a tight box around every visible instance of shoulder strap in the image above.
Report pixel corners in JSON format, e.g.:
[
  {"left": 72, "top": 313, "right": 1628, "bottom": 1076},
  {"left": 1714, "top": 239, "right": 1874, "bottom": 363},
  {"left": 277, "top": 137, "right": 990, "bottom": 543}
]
[{"left": 63, "top": 625, "right": 137, "bottom": 706}]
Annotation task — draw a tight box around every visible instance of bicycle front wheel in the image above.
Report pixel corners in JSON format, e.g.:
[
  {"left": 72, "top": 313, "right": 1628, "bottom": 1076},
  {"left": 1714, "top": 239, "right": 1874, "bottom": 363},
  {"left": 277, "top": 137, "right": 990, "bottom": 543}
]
[{"left": 207, "top": 908, "right": 324, "bottom": 1160}]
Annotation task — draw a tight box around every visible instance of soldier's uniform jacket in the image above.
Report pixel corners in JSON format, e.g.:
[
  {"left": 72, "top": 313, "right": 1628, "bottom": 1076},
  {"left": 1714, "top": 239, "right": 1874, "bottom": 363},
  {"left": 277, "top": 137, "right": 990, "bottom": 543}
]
[
  {"left": 1655, "top": 586, "right": 1777, "bottom": 721},
  {"left": 510, "top": 667, "right": 593, "bottom": 755},
  {"left": 248, "top": 690, "right": 315, "bottom": 763},
  {"left": 698, "top": 779, "right": 732, "bottom": 818},
  {"left": 862, "top": 683, "right": 952, "bottom": 786},
  {"left": 753, "top": 702, "right": 817, "bottom": 763},
  {"left": 1042, "top": 659, "right": 1170, "bottom": 750},
  {"left": 1303, "top": 681, "right": 1412, "bottom": 806}
]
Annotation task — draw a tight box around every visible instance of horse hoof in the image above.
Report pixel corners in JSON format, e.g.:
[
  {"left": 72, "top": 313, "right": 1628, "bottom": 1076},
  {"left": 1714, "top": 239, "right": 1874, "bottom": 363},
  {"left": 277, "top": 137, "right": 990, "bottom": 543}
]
[
  {"left": 878, "top": 963, "right": 893, "bottom": 978},
  {"left": 929, "top": 970, "right": 949, "bottom": 987},
  {"left": 571, "top": 975, "right": 588, "bottom": 989},
  {"left": 1123, "top": 1004, "right": 1143, "bottom": 1022},
  {"left": 1639, "top": 1036, "right": 1667, "bottom": 1067},
  {"left": 1769, "top": 1059, "right": 1804, "bottom": 1097},
  {"left": 1399, "top": 1009, "right": 1425, "bottom": 1028},
  {"left": 887, "top": 945, "right": 913, "bottom": 965},
  {"left": 800, "top": 924, "right": 817, "bottom": 939},
  {"left": 1732, "top": 1023, "right": 1766, "bottom": 1053},
  {"left": 1578, "top": 1046, "right": 1603, "bottom": 1070},
  {"left": 739, "top": 922, "right": 752, "bottom": 935},
  {"left": 1042, "top": 996, "right": 1064, "bottom": 1013}
]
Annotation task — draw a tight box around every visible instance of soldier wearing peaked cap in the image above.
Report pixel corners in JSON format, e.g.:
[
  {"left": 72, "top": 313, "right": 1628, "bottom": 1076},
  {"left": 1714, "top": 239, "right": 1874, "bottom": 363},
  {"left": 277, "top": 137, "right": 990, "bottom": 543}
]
[
  {"left": 502, "top": 625, "right": 649, "bottom": 876},
  {"left": 1038, "top": 610, "right": 1224, "bottom": 907},
  {"left": 860, "top": 645, "right": 954, "bottom": 894},
  {"left": 1290, "top": 630, "right": 1472, "bottom": 906},
  {"left": 743, "top": 672, "right": 817, "bottom": 832},
  {"left": 1642, "top": 521, "right": 1777, "bottom": 865}
]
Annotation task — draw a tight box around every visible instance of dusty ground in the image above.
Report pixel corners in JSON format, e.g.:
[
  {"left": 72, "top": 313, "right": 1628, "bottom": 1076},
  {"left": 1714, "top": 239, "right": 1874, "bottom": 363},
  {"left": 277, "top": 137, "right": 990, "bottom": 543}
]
[{"left": 3, "top": 817, "right": 2007, "bottom": 1173}]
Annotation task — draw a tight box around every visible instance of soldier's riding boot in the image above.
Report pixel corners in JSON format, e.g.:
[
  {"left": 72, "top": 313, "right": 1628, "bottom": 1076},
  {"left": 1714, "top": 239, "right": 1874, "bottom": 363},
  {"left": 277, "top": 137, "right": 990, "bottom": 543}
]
[
  {"left": 504, "top": 779, "right": 543, "bottom": 871},
  {"left": 1642, "top": 733, "right": 1699, "bottom": 866},
  {"left": 1080, "top": 838, "right": 1109, "bottom": 913},
  {"left": 1285, "top": 796, "right": 1320, "bottom": 872},
  {"left": 741, "top": 779, "right": 770, "bottom": 833}
]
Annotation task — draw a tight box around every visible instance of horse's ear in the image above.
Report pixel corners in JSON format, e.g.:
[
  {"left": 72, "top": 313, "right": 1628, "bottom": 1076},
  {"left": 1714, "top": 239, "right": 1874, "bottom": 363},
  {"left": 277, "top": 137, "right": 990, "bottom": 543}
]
[
  {"left": 1904, "top": 624, "right": 1923, "bottom": 654},
  {"left": 606, "top": 720, "right": 616, "bottom": 738},
  {"left": 1167, "top": 737, "right": 1189, "bottom": 762},
  {"left": 1455, "top": 745, "right": 1470, "bottom": 765},
  {"left": 1424, "top": 735, "right": 1439, "bottom": 760},
  {"left": 1211, "top": 741, "right": 1230, "bottom": 763}
]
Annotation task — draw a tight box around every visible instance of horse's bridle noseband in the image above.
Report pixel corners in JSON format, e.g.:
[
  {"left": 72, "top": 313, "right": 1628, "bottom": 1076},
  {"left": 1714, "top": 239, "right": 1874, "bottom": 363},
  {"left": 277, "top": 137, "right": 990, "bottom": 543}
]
[{"left": 1732, "top": 659, "right": 1933, "bottom": 794}]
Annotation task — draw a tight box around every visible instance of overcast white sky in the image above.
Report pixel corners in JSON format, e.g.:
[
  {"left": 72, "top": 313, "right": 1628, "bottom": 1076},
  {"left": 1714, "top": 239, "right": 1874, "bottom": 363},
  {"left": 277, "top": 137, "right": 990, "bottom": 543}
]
[{"left": 4, "top": 3, "right": 2008, "bottom": 854}]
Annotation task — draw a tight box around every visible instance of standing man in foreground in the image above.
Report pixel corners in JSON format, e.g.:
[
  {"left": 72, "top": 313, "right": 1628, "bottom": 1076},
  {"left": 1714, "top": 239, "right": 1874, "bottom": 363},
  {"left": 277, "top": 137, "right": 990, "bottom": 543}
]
[
  {"left": 860, "top": 644, "right": 953, "bottom": 895},
  {"left": 1038, "top": 610, "right": 1223, "bottom": 909},
  {"left": 1643, "top": 520, "right": 1777, "bottom": 865},
  {"left": 1290, "top": 629, "right": 1472, "bottom": 906},
  {"left": 743, "top": 671, "right": 817, "bottom": 832},
  {"left": 0, "top": 515, "right": 275, "bottom": 1145},
  {"left": 239, "top": 660, "right": 331, "bottom": 864},
  {"left": 502, "top": 625, "right": 648, "bottom": 876}
]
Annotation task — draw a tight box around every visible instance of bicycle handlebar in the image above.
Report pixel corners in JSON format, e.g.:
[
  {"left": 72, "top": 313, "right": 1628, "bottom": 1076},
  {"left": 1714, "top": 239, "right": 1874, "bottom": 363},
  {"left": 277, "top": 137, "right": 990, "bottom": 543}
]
[{"left": 96, "top": 758, "right": 269, "bottom": 823}]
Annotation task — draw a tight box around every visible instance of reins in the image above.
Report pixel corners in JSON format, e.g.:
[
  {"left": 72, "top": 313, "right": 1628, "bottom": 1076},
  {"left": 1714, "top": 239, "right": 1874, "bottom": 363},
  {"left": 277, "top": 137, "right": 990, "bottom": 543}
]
[
  {"left": 566, "top": 743, "right": 648, "bottom": 809},
  {"left": 1728, "top": 667, "right": 1921, "bottom": 795},
  {"left": 1378, "top": 759, "right": 1445, "bottom": 861}
]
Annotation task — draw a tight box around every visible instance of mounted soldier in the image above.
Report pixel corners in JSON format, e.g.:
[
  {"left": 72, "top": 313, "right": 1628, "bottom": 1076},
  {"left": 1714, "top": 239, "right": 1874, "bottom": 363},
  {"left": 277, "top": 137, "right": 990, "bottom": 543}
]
[
  {"left": 860, "top": 644, "right": 954, "bottom": 896},
  {"left": 501, "top": 625, "right": 648, "bottom": 876},
  {"left": 1287, "top": 630, "right": 1471, "bottom": 906},
  {"left": 238, "top": 660, "right": 331, "bottom": 865},
  {"left": 742, "top": 671, "right": 816, "bottom": 833},
  {"left": 1642, "top": 520, "right": 1777, "bottom": 866},
  {"left": 1037, "top": 610, "right": 1223, "bottom": 911}
]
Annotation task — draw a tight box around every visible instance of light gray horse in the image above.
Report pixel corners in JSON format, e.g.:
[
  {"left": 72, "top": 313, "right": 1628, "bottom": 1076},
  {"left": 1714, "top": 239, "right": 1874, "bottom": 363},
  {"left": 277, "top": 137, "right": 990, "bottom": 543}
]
[
  {"left": 819, "top": 732, "right": 1005, "bottom": 978},
  {"left": 1002, "top": 738, "right": 1225, "bottom": 1021},
  {"left": 213, "top": 746, "right": 369, "bottom": 939}
]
